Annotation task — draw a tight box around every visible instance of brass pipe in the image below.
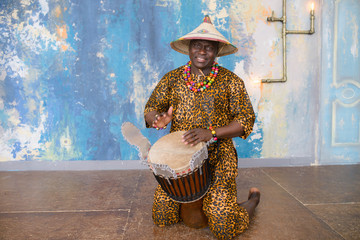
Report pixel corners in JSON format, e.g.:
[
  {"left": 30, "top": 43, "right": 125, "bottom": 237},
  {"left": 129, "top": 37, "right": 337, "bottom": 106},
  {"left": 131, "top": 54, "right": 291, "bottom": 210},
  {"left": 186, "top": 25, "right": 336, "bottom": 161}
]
[
  {"left": 310, "top": 10, "right": 315, "bottom": 34},
  {"left": 262, "top": 0, "right": 315, "bottom": 83},
  {"left": 286, "top": 10, "right": 315, "bottom": 34},
  {"left": 282, "top": 0, "right": 287, "bottom": 82},
  {"left": 287, "top": 30, "right": 313, "bottom": 34},
  {"left": 262, "top": 78, "right": 287, "bottom": 83}
]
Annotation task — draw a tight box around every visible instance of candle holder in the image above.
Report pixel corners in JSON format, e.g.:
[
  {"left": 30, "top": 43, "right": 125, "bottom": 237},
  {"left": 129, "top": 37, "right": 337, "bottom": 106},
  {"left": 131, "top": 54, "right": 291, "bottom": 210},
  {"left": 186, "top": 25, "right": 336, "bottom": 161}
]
[{"left": 262, "top": 0, "right": 315, "bottom": 83}]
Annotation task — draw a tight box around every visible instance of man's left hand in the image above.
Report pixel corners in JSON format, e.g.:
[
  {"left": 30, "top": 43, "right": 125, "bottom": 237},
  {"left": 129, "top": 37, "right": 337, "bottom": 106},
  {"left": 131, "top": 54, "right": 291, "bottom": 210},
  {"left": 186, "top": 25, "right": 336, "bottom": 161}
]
[{"left": 182, "top": 128, "right": 212, "bottom": 146}]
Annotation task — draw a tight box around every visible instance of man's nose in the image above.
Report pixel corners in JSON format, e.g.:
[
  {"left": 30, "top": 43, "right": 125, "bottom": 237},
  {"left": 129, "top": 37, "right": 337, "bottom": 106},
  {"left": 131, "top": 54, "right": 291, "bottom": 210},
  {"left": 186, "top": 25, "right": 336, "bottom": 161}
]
[{"left": 198, "top": 46, "right": 206, "bottom": 54}]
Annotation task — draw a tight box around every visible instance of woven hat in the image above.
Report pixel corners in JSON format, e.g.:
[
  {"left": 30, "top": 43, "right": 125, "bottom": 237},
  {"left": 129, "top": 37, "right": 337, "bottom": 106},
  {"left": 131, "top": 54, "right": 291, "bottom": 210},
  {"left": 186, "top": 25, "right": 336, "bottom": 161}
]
[{"left": 170, "top": 15, "right": 238, "bottom": 57}]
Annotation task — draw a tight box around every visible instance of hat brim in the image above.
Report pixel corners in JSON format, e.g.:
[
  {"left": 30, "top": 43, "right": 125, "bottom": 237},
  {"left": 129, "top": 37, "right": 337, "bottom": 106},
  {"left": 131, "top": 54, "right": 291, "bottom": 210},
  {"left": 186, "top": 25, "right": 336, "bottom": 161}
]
[{"left": 170, "top": 38, "right": 238, "bottom": 57}]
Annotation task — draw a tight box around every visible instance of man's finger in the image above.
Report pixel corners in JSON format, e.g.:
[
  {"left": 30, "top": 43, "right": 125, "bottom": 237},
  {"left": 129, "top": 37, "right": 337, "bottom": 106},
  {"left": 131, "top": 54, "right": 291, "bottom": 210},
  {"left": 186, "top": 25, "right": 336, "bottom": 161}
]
[{"left": 168, "top": 106, "right": 173, "bottom": 116}]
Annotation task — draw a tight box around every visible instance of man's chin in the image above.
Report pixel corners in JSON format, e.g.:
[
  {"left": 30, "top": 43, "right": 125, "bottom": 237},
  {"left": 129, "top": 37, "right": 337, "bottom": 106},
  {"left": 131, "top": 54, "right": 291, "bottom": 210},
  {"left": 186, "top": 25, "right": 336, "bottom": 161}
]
[{"left": 192, "top": 61, "right": 210, "bottom": 70}]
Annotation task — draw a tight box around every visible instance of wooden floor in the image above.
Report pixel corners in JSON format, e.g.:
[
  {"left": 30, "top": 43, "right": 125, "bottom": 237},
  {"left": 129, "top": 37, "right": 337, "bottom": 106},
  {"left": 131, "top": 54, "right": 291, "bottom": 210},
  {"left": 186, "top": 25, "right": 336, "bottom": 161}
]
[{"left": 0, "top": 165, "right": 359, "bottom": 239}]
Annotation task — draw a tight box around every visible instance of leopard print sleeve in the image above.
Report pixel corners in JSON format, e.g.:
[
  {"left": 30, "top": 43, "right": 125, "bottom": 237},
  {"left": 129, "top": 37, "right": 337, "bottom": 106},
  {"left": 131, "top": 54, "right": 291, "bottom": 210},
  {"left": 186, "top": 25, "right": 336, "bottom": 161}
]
[
  {"left": 144, "top": 72, "right": 172, "bottom": 128},
  {"left": 227, "top": 71, "right": 255, "bottom": 139}
]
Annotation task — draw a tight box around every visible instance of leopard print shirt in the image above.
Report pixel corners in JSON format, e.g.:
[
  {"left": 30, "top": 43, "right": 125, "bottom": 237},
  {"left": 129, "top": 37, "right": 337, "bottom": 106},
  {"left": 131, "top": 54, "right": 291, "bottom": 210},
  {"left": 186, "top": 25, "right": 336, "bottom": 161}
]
[{"left": 144, "top": 65, "right": 255, "bottom": 180}]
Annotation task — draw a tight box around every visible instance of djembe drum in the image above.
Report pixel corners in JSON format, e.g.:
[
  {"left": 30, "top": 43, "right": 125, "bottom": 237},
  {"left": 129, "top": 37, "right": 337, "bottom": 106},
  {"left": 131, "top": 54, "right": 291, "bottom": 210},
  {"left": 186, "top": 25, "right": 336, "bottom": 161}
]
[{"left": 148, "top": 131, "right": 212, "bottom": 228}]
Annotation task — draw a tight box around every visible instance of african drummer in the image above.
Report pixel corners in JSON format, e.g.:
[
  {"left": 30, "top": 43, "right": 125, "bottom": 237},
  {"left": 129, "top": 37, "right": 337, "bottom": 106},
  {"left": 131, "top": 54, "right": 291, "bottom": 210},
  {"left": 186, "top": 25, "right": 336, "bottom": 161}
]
[{"left": 144, "top": 15, "right": 260, "bottom": 240}]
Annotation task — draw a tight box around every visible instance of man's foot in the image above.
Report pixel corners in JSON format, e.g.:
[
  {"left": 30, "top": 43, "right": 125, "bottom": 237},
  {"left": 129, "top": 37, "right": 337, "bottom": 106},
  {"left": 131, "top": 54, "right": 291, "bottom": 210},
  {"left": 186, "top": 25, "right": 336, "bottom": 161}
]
[{"left": 248, "top": 187, "right": 260, "bottom": 206}]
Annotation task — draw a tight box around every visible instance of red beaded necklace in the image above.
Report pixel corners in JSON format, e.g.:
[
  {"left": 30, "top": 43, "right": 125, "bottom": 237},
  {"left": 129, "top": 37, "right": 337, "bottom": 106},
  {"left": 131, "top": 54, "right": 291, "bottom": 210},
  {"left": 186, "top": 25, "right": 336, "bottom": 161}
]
[{"left": 183, "top": 61, "right": 219, "bottom": 92}]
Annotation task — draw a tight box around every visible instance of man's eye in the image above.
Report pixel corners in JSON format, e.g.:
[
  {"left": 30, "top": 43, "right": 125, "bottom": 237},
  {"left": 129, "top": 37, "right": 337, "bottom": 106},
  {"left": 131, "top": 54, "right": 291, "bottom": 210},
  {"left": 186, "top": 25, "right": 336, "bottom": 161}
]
[
  {"left": 206, "top": 46, "right": 214, "bottom": 51},
  {"left": 194, "top": 43, "right": 201, "bottom": 49}
]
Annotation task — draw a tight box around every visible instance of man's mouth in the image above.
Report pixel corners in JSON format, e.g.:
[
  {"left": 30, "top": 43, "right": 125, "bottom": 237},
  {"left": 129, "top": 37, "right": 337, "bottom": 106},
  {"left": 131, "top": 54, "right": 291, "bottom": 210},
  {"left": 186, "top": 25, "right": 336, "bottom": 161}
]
[{"left": 195, "top": 56, "right": 207, "bottom": 63}]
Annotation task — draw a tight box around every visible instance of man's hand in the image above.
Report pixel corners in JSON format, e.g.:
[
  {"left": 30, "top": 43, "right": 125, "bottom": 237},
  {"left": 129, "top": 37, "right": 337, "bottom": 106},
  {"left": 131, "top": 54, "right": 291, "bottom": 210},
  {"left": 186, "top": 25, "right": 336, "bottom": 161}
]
[
  {"left": 152, "top": 106, "right": 173, "bottom": 129},
  {"left": 182, "top": 128, "right": 212, "bottom": 146}
]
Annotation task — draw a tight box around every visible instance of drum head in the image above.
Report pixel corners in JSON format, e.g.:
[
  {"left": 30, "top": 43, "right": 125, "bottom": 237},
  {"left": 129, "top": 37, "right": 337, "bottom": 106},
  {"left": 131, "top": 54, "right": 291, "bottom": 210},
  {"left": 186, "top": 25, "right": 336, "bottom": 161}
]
[{"left": 148, "top": 131, "right": 205, "bottom": 173}]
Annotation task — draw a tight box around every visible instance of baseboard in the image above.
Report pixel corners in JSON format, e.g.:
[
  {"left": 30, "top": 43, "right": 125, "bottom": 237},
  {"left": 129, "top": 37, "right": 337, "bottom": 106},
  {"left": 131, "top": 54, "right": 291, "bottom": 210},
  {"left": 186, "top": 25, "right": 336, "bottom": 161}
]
[
  {"left": 238, "top": 157, "right": 314, "bottom": 168},
  {"left": 0, "top": 160, "right": 149, "bottom": 171},
  {"left": 0, "top": 157, "right": 316, "bottom": 171}
]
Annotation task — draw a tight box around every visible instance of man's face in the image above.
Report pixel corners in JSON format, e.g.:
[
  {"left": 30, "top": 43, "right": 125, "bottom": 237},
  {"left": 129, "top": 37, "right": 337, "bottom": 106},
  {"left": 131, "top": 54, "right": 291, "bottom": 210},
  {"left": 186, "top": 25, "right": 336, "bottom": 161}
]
[{"left": 189, "top": 40, "right": 218, "bottom": 71}]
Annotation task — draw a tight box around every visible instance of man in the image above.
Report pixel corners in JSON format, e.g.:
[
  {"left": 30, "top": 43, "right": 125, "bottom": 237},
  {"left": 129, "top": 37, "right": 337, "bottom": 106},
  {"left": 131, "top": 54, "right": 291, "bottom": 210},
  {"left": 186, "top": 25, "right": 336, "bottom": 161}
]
[{"left": 144, "top": 15, "right": 260, "bottom": 240}]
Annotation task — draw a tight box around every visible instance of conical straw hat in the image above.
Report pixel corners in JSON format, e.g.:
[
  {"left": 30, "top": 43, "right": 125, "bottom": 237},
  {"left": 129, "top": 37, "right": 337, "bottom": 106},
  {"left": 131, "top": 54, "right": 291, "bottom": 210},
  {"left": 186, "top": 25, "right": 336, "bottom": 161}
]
[{"left": 170, "top": 15, "right": 238, "bottom": 57}]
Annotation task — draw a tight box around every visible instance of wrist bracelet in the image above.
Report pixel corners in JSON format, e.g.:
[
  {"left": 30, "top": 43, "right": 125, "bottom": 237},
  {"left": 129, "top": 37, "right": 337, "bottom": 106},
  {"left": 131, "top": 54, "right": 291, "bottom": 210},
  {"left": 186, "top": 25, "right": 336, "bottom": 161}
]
[
  {"left": 207, "top": 126, "right": 218, "bottom": 142},
  {"left": 154, "top": 125, "right": 167, "bottom": 130},
  {"left": 153, "top": 114, "right": 167, "bottom": 130}
]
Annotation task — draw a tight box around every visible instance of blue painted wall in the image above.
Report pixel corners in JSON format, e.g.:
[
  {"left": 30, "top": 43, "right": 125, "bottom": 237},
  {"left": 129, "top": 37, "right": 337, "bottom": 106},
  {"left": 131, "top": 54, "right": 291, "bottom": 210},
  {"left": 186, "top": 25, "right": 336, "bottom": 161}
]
[
  {"left": 319, "top": 0, "right": 360, "bottom": 164},
  {"left": 0, "top": 0, "right": 358, "bottom": 165}
]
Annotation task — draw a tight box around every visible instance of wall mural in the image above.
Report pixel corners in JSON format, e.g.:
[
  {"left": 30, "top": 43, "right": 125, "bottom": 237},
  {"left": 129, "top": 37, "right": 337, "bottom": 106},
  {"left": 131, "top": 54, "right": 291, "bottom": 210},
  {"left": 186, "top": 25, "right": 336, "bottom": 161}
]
[{"left": 0, "top": 0, "right": 358, "bottom": 165}]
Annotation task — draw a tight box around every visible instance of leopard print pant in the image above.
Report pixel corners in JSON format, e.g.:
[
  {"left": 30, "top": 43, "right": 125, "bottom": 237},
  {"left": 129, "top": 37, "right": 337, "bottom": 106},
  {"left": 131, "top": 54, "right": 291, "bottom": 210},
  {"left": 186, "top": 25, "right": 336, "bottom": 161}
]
[{"left": 152, "top": 178, "right": 249, "bottom": 240}]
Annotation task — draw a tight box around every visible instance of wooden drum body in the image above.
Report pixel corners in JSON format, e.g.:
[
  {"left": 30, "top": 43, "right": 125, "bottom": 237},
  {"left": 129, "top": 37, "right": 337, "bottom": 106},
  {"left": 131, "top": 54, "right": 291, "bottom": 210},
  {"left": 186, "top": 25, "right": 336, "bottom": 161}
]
[{"left": 154, "top": 157, "right": 211, "bottom": 202}]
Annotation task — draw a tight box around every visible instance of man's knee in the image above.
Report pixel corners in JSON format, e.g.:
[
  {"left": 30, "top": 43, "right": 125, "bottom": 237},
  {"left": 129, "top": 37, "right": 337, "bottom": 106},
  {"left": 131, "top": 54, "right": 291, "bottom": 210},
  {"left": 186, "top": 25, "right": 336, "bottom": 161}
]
[
  {"left": 203, "top": 200, "right": 248, "bottom": 239},
  {"left": 152, "top": 191, "right": 181, "bottom": 226}
]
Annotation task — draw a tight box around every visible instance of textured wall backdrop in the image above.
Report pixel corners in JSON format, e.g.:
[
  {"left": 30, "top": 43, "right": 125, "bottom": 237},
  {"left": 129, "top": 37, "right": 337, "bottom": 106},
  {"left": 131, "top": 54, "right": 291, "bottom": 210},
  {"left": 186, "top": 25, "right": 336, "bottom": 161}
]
[{"left": 0, "top": 0, "right": 359, "bottom": 165}]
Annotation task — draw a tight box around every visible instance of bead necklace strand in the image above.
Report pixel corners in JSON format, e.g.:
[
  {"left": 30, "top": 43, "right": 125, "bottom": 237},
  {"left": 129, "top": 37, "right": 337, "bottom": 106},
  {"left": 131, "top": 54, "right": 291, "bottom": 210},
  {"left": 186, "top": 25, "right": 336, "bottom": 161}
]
[{"left": 183, "top": 61, "right": 219, "bottom": 92}]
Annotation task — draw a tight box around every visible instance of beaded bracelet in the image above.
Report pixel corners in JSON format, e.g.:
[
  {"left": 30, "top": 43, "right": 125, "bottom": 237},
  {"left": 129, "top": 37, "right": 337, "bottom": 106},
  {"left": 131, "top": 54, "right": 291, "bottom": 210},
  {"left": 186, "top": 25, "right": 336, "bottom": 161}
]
[
  {"left": 207, "top": 126, "right": 218, "bottom": 142},
  {"left": 153, "top": 114, "right": 167, "bottom": 130},
  {"left": 154, "top": 125, "right": 167, "bottom": 130}
]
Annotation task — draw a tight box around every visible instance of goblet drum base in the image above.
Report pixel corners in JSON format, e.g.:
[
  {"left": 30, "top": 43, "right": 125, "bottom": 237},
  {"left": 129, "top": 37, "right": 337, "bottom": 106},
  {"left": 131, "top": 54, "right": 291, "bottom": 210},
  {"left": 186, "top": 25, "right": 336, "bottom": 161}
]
[{"left": 180, "top": 198, "right": 208, "bottom": 229}]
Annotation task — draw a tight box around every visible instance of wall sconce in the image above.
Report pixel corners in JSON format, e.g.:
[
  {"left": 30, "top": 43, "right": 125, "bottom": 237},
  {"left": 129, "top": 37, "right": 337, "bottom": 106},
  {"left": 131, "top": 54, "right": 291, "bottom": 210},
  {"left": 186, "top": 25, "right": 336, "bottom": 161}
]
[{"left": 262, "top": 0, "right": 315, "bottom": 83}]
